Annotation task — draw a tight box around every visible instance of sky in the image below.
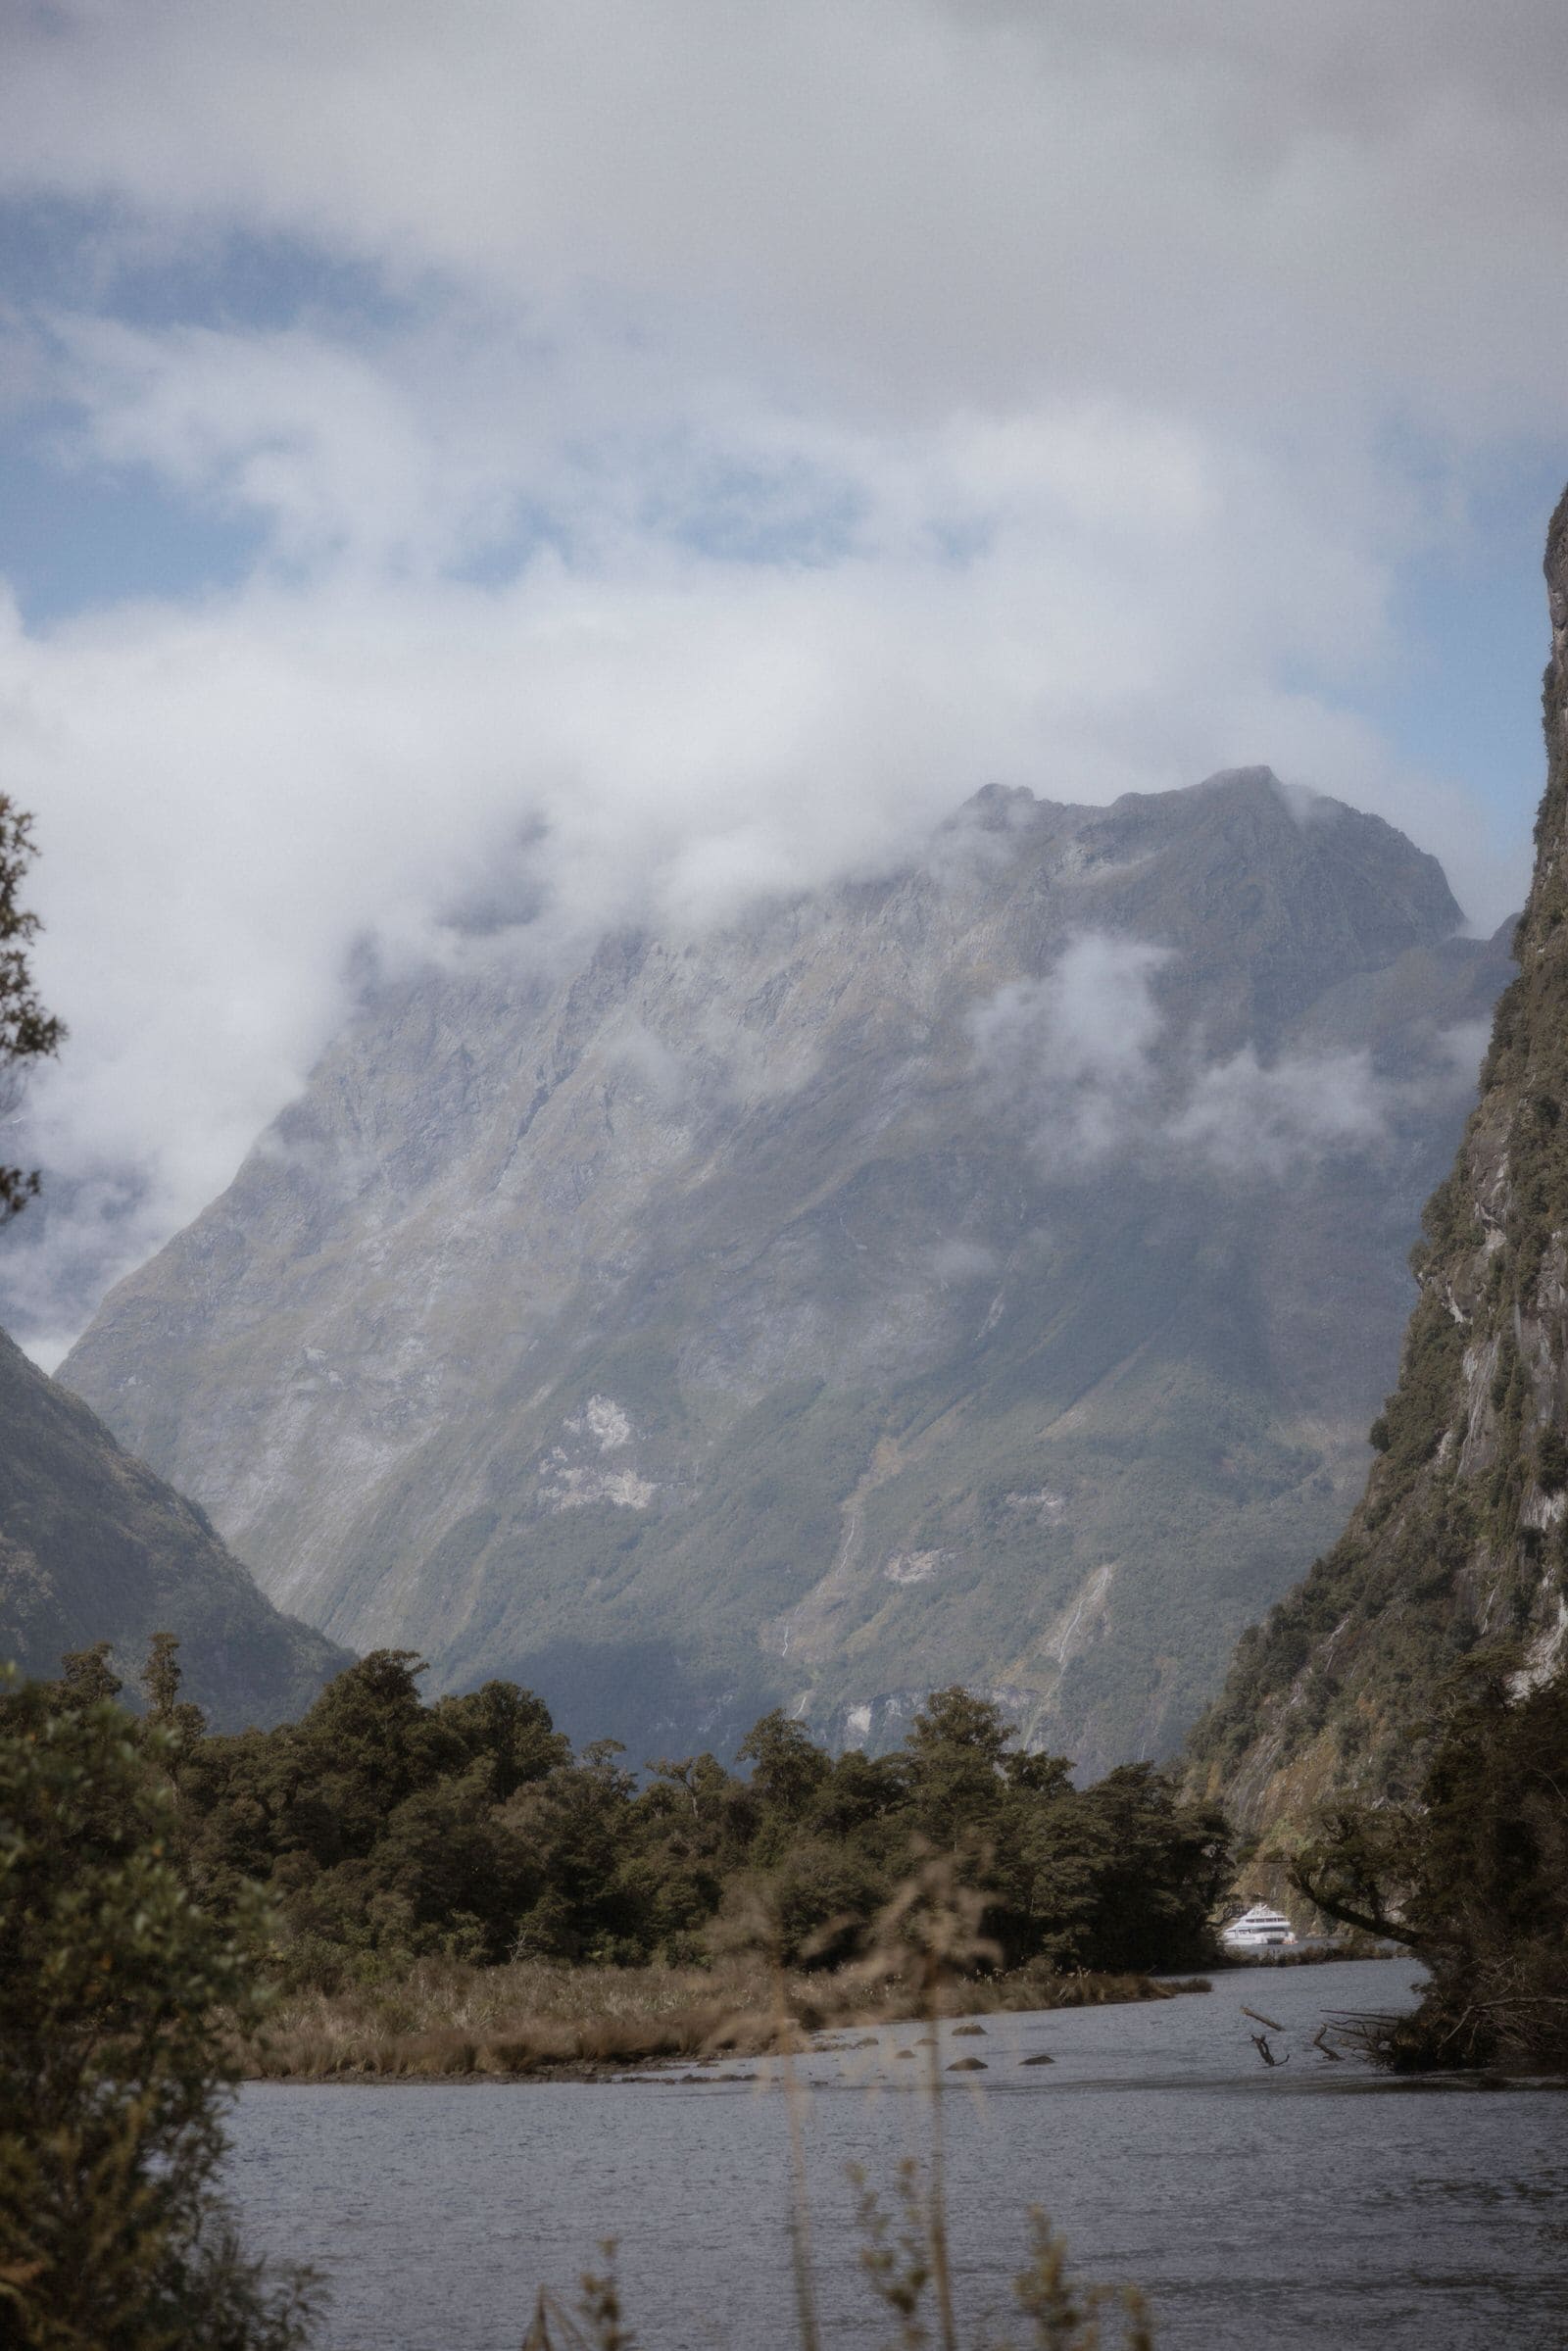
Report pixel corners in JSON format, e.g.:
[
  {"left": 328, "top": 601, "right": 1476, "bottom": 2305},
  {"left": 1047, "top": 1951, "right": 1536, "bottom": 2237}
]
[{"left": 1, "top": 0, "right": 1567, "bottom": 1362}]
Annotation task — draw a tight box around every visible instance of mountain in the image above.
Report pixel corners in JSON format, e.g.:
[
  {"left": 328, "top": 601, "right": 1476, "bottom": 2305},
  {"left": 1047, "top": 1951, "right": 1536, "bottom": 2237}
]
[
  {"left": 1189, "top": 496, "right": 1568, "bottom": 1830},
  {"left": 0, "top": 1321, "right": 347, "bottom": 1725},
  {"left": 60, "top": 768, "right": 1512, "bottom": 1771}
]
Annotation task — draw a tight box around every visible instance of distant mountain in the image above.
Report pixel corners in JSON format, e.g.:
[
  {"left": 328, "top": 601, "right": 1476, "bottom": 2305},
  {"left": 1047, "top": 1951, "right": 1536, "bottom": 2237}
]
[
  {"left": 62, "top": 768, "right": 1511, "bottom": 1771},
  {"left": 1190, "top": 500, "right": 1568, "bottom": 1828},
  {"left": 0, "top": 1322, "right": 347, "bottom": 1725}
]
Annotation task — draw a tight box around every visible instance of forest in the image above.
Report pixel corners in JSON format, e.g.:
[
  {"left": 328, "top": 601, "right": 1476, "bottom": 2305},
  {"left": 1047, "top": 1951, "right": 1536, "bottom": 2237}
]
[{"left": 36, "top": 1637, "right": 1232, "bottom": 1989}]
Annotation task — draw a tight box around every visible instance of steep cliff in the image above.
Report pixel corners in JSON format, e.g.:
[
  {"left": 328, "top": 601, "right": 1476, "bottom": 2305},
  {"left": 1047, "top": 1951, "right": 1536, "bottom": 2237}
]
[
  {"left": 0, "top": 1322, "right": 347, "bottom": 1725},
  {"left": 1191, "top": 492, "right": 1568, "bottom": 1828},
  {"left": 61, "top": 769, "right": 1510, "bottom": 1768}
]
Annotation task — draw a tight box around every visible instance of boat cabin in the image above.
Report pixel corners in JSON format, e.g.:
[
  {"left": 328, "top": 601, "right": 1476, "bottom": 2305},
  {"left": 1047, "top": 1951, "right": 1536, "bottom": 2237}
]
[{"left": 1221, "top": 1902, "right": 1296, "bottom": 1950}]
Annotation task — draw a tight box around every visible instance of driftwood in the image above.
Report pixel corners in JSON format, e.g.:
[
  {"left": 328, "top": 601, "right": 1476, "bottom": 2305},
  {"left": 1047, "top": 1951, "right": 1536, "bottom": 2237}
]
[
  {"left": 1321, "top": 2007, "right": 1405, "bottom": 2061},
  {"left": 1249, "top": 2031, "right": 1288, "bottom": 2067},
  {"left": 1241, "top": 2004, "right": 1284, "bottom": 2032},
  {"left": 1311, "top": 2025, "right": 1342, "bottom": 2061}
]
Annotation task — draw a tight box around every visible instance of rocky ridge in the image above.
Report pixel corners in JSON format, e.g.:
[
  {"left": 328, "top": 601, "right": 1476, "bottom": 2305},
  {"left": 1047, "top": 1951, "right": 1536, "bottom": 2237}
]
[{"left": 1190, "top": 491, "right": 1568, "bottom": 1828}]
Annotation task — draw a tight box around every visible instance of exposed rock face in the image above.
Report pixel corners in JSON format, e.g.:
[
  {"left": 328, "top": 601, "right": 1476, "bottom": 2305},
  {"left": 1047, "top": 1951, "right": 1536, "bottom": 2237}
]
[
  {"left": 62, "top": 769, "right": 1510, "bottom": 1770},
  {"left": 0, "top": 1323, "right": 346, "bottom": 1725},
  {"left": 1191, "top": 494, "right": 1568, "bottom": 1828}
]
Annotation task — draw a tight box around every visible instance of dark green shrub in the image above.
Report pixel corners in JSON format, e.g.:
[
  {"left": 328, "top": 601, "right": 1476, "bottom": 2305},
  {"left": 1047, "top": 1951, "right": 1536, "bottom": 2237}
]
[{"left": 0, "top": 1675, "right": 315, "bottom": 2347}]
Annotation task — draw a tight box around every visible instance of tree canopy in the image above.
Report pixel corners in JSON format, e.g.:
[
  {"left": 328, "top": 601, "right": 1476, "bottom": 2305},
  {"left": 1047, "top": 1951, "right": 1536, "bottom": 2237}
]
[{"left": 43, "top": 1647, "right": 1230, "bottom": 1987}]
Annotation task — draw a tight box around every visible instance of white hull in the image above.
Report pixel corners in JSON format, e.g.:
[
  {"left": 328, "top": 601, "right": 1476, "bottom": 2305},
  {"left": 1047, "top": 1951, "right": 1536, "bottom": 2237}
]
[{"left": 1221, "top": 1903, "right": 1298, "bottom": 1952}]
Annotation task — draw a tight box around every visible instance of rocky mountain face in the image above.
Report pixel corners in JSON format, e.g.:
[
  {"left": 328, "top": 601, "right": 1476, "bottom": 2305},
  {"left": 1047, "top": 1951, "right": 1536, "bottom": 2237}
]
[
  {"left": 0, "top": 1321, "right": 347, "bottom": 1725},
  {"left": 1190, "top": 495, "right": 1568, "bottom": 1830},
  {"left": 61, "top": 768, "right": 1511, "bottom": 1772}
]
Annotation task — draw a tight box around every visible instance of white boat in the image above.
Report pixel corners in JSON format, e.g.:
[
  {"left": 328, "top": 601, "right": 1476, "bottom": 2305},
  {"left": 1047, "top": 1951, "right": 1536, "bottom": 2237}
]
[{"left": 1221, "top": 1902, "right": 1297, "bottom": 1951}]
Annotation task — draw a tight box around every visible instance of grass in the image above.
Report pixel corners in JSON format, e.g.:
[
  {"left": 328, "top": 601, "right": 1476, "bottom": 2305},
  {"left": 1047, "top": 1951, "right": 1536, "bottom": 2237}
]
[{"left": 244, "top": 1954, "right": 1207, "bottom": 2082}]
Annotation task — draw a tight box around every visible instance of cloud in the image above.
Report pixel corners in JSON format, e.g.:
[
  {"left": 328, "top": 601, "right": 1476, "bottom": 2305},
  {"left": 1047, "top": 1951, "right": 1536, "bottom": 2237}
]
[
  {"left": 968, "top": 936, "right": 1494, "bottom": 1192},
  {"left": 0, "top": 1, "right": 1553, "bottom": 1350},
  {"left": 0, "top": 407, "right": 1512, "bottom": 1357},
  {"left": 1167, "top": 1047, "right": 1388, "bottom": 1181},
  {"left": 970, "top": 934, "right": 1171, "bottom": 1168},
  {"left": 930, "top": 1238, "right": 1001, "bottom": 1285},
  {"left": 3, "top": 2, "right": 1568, "bottom": 441},
  {"left": 48, "top": 316, "right": 513, "bottom": 573}
]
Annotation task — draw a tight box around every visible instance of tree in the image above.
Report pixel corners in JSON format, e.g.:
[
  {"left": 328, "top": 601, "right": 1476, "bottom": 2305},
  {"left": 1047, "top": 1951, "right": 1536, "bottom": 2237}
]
[
  {"left": 904, "top": 1687, "right": 1013, "bottom": 1849},
  {"left": 737, "top": 1709, "right": 833, "bottom": 1823},
  {"left": 0, "top": 1673, "right": 314, "bottom": 2347},
  {"left": 504, "top": 1739, "right": 648, "bottom": 1963},
  {"left": 290, "top": 1648, "right": 440, "bottom": 1848},
  {"left": 432, "top": 1679, "right": 569, "bottom": 1801},
  {"left": 142, "top": 1630, "right": 209, "bottom": 1755},
  {"left": 59, "top": 1641, "right": 123, "bottom": 1706},
  {"left": 1063, "top": 1765, "right": 1230, "bottom": 1972},
  {"left": 0, "top": 796, "right": 65, "bottom": 1220},
  {"left": 1292, "top": 1660, "right": 1568, "bottom": 2069},
  {"left": 53, "top": 1655, "right": 1233, "bottom": 1990}
]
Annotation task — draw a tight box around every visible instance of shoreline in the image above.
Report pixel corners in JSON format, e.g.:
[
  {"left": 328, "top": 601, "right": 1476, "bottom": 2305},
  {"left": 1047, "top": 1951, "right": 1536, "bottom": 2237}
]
[
  {"left": 1210, "top": 1941, "right": 1397, "bottom": 1970},
  {"left": 239, "top": 1964, "right": 1214, "bottom": 2085}
]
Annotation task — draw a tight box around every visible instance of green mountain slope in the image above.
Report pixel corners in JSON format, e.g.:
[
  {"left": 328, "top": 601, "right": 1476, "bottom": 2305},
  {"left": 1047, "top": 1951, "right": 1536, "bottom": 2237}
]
[
  {"left": 1190, "top": 492, "right": 1568, "bottom": 1828},
  {"left": 0, "top": 1323, "right": 347, "bottom": 1725},
  {"left": 61, "top": 770, "right": 1510, "bottom": 1771}
]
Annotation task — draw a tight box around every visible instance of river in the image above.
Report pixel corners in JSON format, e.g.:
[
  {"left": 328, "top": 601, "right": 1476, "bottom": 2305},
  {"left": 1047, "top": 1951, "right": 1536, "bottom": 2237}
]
[{"left": 225, "top": 1959, "right": 1568, "bottom": 2350}]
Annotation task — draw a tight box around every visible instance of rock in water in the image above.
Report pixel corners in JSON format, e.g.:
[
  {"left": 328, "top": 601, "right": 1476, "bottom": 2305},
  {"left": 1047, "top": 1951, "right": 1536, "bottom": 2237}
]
[
  {"left": 58, "top": 770, "right": 1512, "bottom": 1767},
  {"left": 1191, "top": 490, "right": 1568, "bottom": 1829}
]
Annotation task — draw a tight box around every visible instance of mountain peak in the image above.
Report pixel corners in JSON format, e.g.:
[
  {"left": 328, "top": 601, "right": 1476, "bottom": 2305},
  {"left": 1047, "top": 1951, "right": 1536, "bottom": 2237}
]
[
  {"left": 958, "top": 779, "right": 1042, "bottom": 829},
  {"left": 1181, "top": 762, "right": 1287, "bottom": 800}
]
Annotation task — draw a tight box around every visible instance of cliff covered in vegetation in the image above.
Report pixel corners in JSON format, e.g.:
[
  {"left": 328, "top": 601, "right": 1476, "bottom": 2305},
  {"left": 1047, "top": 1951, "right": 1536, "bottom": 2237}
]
[{"left": 1191, "top": 488, "right": 1568, "bottom": 1832}]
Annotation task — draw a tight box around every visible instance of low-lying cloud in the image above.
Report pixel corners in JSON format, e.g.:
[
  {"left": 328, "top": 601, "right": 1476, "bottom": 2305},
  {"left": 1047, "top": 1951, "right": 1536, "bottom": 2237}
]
[
  {"left": 970, "top": 936, "right": 1171, "bottom": 1168},
  {"left": 970, "top": 930, "right": 1490, "bottom": 1187},
  {"left": 1169, "top": 1047, "right": 1387, "bottom": 1180}
]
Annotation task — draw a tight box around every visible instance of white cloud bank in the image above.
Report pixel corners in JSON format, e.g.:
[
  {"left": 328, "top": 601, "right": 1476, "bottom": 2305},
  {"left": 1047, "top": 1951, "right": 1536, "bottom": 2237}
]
[
  {"left": 6, "top": 0, "right": 1568, "bottom": 438},
  {"left": 0, "top": 0, "right": 1560, "bottom": 1350},
  {"left": 971, "top": 929, "right": 1492, "bottom": 1186}
]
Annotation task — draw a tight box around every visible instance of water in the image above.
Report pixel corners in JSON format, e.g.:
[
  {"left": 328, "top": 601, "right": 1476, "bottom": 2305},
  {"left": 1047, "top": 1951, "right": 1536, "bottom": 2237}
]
[{"left": 225, "top": 1961, "right": 1568, "bottom": 2350}]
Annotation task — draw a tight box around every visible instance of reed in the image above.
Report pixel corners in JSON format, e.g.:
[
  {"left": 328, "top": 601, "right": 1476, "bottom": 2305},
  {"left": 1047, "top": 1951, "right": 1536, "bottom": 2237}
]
[{"left": 245, "top": 1950, "right": 1200, "bottom": 2081}]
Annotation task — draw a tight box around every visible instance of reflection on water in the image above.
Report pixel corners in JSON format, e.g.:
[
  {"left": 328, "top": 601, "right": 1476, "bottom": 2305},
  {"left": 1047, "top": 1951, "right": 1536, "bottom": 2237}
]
[{"left": 225, "top": 1961, "right": 1567, "bottom": 2351}]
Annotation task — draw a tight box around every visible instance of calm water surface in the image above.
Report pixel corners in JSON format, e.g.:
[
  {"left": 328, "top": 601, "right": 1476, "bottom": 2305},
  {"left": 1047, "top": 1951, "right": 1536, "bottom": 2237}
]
[{"left": 226, "top": 1961, "right": 1567, "bottom": 2350}]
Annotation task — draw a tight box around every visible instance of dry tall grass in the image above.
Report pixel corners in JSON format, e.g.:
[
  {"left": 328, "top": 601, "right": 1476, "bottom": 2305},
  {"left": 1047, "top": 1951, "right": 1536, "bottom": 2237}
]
[{"left": 246, "top": 1952, "right": 1202, "bottom": 2081}]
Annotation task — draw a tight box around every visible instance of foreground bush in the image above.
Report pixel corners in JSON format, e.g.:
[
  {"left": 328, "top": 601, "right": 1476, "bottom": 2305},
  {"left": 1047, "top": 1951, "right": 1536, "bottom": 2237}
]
[{"left": 0, "top": 1676, "right": 313, "bottom": 2349}]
